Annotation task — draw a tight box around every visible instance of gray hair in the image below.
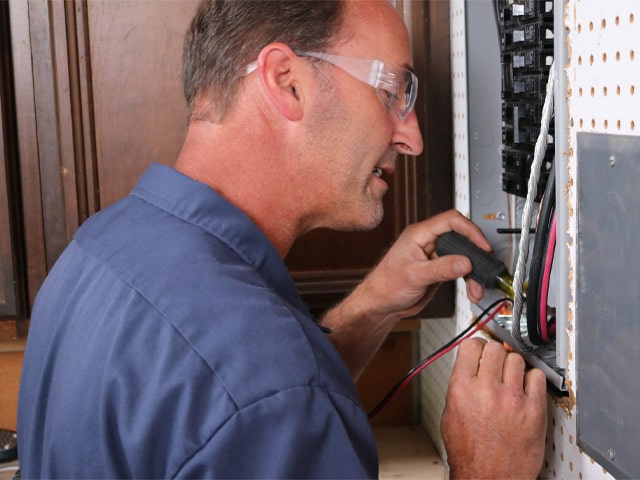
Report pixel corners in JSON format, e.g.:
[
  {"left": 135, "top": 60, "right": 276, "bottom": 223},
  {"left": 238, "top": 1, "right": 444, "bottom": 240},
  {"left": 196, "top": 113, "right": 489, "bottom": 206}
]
[{"left": 182, "top": 0, "right": 346, "bottom": 122}]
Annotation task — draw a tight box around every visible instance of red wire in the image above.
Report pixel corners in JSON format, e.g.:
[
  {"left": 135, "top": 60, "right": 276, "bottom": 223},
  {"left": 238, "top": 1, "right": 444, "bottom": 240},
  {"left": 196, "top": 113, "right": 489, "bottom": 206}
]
[
  {"left": 380, "top": 302, "right": 507, "bottom": 409},
  {"left": 539, "top": 213, "right": 556, "bottom": 341}
]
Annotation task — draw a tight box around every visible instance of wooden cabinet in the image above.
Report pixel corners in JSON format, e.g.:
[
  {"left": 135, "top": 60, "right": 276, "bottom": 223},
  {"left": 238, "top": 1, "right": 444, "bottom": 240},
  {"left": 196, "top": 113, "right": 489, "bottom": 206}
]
[{"left": 0, "top": 1, "right": 453, "bottom": 339}]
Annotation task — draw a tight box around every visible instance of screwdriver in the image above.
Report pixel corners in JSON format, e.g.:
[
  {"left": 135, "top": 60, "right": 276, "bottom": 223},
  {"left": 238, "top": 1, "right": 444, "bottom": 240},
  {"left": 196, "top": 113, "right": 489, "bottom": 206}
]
[{"left": 435, "top": 231, "right": 518, "bottom": 299}]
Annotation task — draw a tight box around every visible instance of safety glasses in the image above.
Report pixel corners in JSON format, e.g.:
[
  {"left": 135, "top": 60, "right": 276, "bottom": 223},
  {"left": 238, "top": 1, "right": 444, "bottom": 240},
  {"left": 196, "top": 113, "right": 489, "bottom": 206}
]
[{"left": 245, "top": 51, "right": 418, "bottom": 121}]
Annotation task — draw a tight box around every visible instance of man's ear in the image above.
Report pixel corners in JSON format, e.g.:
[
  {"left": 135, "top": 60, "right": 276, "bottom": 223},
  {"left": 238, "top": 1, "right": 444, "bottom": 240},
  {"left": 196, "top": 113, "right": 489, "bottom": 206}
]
[{"left": 255, "top": 43, "right": 306, "bottom": 121}]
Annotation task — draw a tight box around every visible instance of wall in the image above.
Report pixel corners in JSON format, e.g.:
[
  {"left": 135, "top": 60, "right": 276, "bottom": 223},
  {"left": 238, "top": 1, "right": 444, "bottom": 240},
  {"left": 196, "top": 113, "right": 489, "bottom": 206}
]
[{"left": 420, "top": 1, "right": 638, "bottom": 478}]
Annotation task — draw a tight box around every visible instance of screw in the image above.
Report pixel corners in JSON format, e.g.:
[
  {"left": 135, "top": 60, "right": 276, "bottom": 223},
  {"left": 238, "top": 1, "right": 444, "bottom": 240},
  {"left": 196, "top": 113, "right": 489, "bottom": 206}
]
[
  {"left": 609, "top": 154, "right": 616, "bottom": 167},
  {"left": 608, "top": 449, "right": 616, "bottom": 461}
]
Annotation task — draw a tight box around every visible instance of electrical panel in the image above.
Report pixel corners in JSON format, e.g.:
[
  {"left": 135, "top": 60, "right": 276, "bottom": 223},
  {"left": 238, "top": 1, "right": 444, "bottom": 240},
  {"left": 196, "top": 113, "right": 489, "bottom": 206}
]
[
  {"left": 499, "top": 0, "right": 554, "bottom": 199},
  {"left": 459, "top": 0, "right": 640, "bottom": 477},
  {"left": 466, "top": 0, "right": 566, "bottom": 394}
]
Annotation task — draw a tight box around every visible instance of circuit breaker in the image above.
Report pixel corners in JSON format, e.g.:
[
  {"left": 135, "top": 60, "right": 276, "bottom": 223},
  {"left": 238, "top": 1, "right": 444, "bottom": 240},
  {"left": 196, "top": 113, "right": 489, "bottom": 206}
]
[{"left": 500, "top": 0, "right": 554, "bottom": 199}]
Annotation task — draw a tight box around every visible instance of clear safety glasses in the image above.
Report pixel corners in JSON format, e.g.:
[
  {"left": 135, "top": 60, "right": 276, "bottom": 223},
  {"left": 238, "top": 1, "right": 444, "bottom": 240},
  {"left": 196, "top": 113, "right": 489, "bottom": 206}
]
[
  {"left": 298, "top": 51, "right": 418, "bottom": 121},
  {"left": 245, "top": 51, "right": 418, "bottom": 121}
]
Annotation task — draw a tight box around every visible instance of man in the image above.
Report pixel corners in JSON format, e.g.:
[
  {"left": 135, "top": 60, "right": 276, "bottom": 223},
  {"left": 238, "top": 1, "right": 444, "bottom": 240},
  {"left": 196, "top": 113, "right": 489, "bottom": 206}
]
[{"left": 18, "top": 0, "right": 547, "bottom": 478}]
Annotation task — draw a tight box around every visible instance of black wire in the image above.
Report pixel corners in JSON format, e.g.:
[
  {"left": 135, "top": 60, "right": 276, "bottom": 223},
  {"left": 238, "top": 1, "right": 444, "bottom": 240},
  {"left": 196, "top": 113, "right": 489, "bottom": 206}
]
[
  {"left": 526, "top": 162, "right": 556, "bottom": 345},
  {"left": 367, "top": 297, "right": 512, "bottom": 419}
]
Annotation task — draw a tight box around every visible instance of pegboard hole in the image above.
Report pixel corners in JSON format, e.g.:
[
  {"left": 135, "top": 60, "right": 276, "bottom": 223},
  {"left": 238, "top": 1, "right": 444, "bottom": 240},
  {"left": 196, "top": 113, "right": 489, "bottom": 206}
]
[
  {"left": 589, "top": 21, "right": 594, "bottom": 31},
  {"left": 590, "top": 86, "right": 595, "bottom": 97},
  {"left": 615, "top": 15, "right": 620, "bottom": 26},
  {"left": 632, "top": 85, "right": 636, "bottom": 95},
  {"left": 631, "top": 49, "right": 636, "bottom": 61},
  {"left": 601, "top": 18, "right": 606, "bottom": 29},
  {"left": 604, "top": 119, "right": 609, "bottom": 129},
  {"left": 616, "top": 51, "right": 621, "bottom": 61},
  {"left": 617, "top": 84, "right": 621, "bottom": 95},
  {"left": 602, "top": 52, "right": 607, "bottom": 63},
  {"left": 591, "top": 118, "right": 596, "bottom": 128},
  {"left": 579, "top": 118, "right": 584, "bottom": 128},
  {"left": 589, "top": 54, "right": 594, "bottom": 65},
  {"left": 631, "top": 13, "right": 635, "bottom": 24},
  {"left": 603, "top": 86, "right": 608, "bottom": 96},
  {"left": 577, "top": 23, "right": 582, "bottom": 33},
  {"left": 632, "top": 120, "right": 636, "bottom": 131},
  {"left": 617, "top": 119, "right": 621, "bottom": 130},
  {"left": 578, "top": 87, "right": 583, "bottom": 96},
  {"left": 578, "top": 55, "right": 583, "bottom": 65}
]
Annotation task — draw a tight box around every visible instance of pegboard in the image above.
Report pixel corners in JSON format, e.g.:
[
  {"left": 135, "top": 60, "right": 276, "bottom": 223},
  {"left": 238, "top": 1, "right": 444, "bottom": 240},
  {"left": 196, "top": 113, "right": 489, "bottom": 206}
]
[{"left": 418, "top": 1, "right": 639, "bottom": 478}]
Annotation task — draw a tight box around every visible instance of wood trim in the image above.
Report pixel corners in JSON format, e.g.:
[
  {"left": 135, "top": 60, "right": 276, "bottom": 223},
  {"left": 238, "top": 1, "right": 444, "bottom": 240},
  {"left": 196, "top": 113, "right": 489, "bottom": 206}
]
[
  {"left": 0, "top": 349, "right": 23, "bottom": 431},
  {"left": 421, "top": 0, "right": 454, "bottom": 218},
  {"left": 9, "top": 0, "right": 47, "bottom": 316},
  {"left": 0, "top": 338, "right": 26, "bottom": 353},
  {"left": 72, "top": 0, "right": 100, "bottom": 218},
  {"left": 414, "top": 0, "right": 455, "bottom": 318},
  {"left": 0, "top": 23, "right": 15, "bottom": 318}
]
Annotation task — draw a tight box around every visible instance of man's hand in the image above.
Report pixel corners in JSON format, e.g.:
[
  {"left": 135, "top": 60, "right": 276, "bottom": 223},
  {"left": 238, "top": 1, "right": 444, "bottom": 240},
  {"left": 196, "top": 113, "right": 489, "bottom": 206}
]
[
  {"left": 441, "top": 338, "right": 548, "bottom": 480},
  {"left": 321, "top": 209, "right": 492, "bottom": 379},
  {"left": 354, "top": 209, "right": 489, "bottom": 322}
]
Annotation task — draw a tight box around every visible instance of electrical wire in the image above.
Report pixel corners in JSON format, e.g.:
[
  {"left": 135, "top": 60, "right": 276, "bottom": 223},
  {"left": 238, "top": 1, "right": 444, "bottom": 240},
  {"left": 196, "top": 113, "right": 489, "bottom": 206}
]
[
  {"left": 539, "top": 213, "right": 556, "bottom": 342},
  {"left": 367, "top": 297, "right": 511, "bottom": 420},
  {"left": 510, "top": 61, "right": 555, "bottom": 353},
  {"left": 526, "top": 161, "right": 555, "bottom": 345}
]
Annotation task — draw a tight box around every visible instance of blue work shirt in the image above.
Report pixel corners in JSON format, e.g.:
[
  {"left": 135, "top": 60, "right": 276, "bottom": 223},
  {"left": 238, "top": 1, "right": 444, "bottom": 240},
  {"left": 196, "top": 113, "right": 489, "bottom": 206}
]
[{"left": 18, "top": 163, "right": 378, "bottom": 479}]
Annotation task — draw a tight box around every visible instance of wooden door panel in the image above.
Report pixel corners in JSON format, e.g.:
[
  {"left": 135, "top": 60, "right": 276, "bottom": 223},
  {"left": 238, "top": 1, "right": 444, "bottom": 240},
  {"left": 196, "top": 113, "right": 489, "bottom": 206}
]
[{"left": 86, "top": 1, "right": 199, "bottom": 209}]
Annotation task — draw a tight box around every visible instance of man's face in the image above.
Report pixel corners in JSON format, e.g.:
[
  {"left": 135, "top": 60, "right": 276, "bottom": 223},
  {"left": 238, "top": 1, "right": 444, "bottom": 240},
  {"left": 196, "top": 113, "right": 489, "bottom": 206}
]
[{"left": 300, "top": 0, "right": 424, "bottom": 233}]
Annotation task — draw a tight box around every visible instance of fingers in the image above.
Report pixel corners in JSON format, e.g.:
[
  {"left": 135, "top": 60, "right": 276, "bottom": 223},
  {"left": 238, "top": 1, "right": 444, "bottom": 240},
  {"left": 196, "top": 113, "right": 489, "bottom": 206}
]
[
  {"left": 502, "top": 350, "right": 526, "bottom": 387},
  {"left": 407, "top": 210, "right": 491, "bottom": 306},
  {"left": 466, "top": 280, "right": 484, "bottom": 304},
  {"left": 524, "top": 367, "right": 548, "bottom": 399},
  {"left": 477, "top": 341, "right": 508, "bottom": 381},
  {"left": 411, "top": 210, "right": 492, "bottom": 255},
  {"left": 450, "top": 337, "right": 487, "bottom": 378},
  {"left": 368, "top": 209, "right": 491, "bottom": 319},
  {"left": 422, "top": 254, "right": 473, "bottom": 284},
  {"left": 457, "top": 338, "right": 534, "bottom": 391},
  {"left": 443, "top": 340, "right": 548, "bottom": 480}
]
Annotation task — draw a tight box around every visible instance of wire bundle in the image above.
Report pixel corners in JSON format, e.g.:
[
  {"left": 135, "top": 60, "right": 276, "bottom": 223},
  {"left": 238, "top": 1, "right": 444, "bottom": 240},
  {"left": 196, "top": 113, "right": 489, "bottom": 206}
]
[
  {"left": 526, "top": 164, "right": 557, "bottom": 345},
  {"left": 510, "top": 61, "right": 556, "bottom": 353}
]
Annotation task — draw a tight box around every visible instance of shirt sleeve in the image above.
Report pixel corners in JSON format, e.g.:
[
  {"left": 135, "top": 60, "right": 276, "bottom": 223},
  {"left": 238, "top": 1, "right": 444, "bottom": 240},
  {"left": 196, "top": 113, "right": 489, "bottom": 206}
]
[{"left": 173, "top": 385, "right": 378, "bottom": 479}]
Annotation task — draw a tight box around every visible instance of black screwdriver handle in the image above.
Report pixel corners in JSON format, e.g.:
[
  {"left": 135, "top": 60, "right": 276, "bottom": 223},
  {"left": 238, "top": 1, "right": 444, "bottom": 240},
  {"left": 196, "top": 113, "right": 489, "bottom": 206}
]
[{"left": 435, "top": 231, "right": 509, "bottom": 289}]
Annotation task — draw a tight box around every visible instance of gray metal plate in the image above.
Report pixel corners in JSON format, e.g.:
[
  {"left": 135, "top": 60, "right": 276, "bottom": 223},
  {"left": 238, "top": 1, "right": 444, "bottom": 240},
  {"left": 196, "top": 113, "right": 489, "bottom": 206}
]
[{"left": 576, "top": 132, "right": 640, "bottom": 479}]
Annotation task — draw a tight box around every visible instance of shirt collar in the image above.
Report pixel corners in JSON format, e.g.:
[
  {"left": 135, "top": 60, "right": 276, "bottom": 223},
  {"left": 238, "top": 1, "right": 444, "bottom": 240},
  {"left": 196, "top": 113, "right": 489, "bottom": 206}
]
[{"left": 132, "top": 163, "right": 309, "bottom": 314}]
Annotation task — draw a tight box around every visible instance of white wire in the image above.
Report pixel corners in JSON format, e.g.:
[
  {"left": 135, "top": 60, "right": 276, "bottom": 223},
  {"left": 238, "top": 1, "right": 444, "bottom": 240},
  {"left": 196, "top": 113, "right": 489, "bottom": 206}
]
[
  {"left": 510, "top": 61, "right": 556, "bottom": 352},
  {"left": 0, "top": 466, "right": 19, "bottom": 473}
]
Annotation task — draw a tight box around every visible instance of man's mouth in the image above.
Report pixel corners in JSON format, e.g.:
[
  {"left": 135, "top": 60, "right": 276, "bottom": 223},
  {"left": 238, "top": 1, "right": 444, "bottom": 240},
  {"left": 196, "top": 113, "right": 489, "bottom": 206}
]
[{"left": 373, "top": 167, "right": 383, "bottom": 178}]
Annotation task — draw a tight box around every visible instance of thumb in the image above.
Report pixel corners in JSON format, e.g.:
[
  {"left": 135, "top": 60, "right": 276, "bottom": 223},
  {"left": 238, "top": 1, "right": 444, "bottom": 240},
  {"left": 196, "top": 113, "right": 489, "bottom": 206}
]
[{"left": 426, "top": 254, "right": 473, "bottom": 284}]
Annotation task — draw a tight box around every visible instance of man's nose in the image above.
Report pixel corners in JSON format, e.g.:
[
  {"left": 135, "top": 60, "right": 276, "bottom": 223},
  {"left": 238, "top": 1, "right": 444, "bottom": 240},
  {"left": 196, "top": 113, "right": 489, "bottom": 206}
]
[{"left": 391, "top": 110, "right": 424, "bottom": 156}]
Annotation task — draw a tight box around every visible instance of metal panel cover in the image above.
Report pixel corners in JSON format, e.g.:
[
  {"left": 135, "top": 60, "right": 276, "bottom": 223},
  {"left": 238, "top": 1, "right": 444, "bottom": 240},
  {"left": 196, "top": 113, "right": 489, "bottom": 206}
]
[{"left": 576, "top": 132, "right": 640, "bottom": 479}]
